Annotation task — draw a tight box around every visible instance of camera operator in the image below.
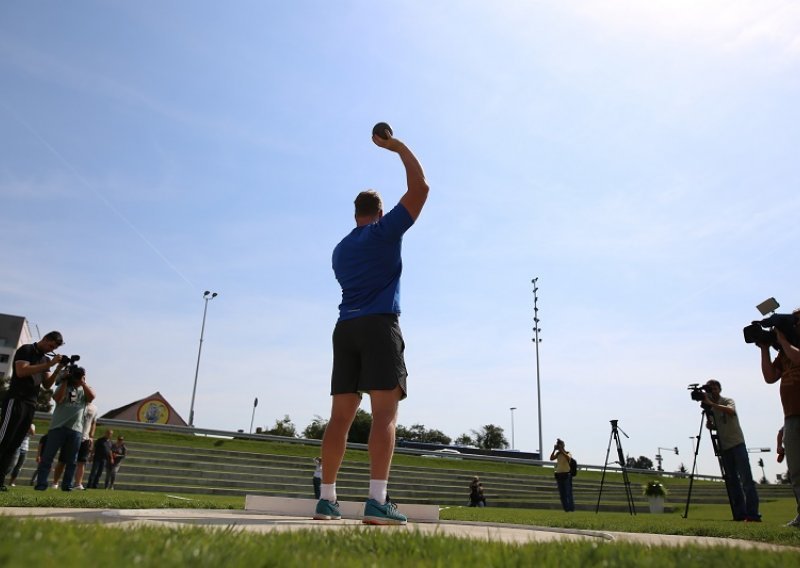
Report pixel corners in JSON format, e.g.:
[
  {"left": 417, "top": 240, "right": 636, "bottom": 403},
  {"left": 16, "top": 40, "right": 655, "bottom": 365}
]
[
  {"left": 702, "top": 379, "right": 761, "bottom": 522},
  {"left": 549, "top": 438, "right": 575, "bottom": 512},
  {"left": 759, "top": 308, "right": 800, "bottom": 528},
  {"left": 34, "top": 365, "right": 95, "bottom": 491},
  {"left": 0, "top": 331, "right": 66, "bottom": 491}
]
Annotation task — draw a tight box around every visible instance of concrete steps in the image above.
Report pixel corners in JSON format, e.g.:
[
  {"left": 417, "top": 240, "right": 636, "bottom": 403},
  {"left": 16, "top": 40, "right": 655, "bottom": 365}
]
[{"left": 17, "top": 439, "right": 793, "bottom": 513}]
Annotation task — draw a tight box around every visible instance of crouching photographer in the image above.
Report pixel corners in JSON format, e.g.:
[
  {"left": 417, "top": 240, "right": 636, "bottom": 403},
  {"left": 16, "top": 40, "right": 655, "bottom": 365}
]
[
  {"left": 757, "top": 308, "right": 800, "bottom": 528},
  {"left": 34, "top": 362, "right": 95, "bottom": 491}
]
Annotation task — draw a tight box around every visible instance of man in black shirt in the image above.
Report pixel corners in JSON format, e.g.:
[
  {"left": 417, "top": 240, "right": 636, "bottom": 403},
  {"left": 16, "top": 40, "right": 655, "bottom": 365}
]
[
  {"left": 0, "top": 331, "right": 65, "bottom": 491},
  {"left": 88, "top": 429, "right": 114, "bottom": 489}
]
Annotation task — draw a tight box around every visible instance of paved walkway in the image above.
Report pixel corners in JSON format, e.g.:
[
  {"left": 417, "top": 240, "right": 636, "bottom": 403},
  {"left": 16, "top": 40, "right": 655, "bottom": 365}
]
[{"left": 1, "top": 507, "right": 794, "bottom": 552}]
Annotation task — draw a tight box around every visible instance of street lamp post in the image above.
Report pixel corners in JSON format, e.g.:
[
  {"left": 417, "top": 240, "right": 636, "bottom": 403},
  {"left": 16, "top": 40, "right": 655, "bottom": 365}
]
[
  {"left": 189, "top": 290, "right": 218, "bottom": 427},
  {"left": 531, "top": 278, "right": 543, "bottom": 460},
  {"left": 688, "top": 436, "right": 698, "bottom": 466},
  {"left": 510, "top": 407, "right": 517, "bottom": 450},
  {"left": 249, "top": 397, "right": 259, "bottom": 434}
]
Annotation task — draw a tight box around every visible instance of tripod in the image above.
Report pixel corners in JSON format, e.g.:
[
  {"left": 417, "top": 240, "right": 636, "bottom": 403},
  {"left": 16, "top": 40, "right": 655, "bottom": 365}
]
[
  {"left": 595, "top": 419, "right": 636, "bottom": 515},
  {"left": 683, "top": 404, "right": 736, "bottom": 519}
]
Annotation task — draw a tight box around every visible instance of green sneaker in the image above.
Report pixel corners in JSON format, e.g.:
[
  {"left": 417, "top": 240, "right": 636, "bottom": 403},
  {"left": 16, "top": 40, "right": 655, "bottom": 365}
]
[
  {"left": 313, "top": 499, "right": 341, "bottom": 520},
  {"left": 362, "top": 498, "right": 407, "bottom": 525}
]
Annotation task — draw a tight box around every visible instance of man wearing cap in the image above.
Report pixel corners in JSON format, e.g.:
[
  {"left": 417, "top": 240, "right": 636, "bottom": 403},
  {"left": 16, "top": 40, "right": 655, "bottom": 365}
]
[{"left": 0, "top": 331, "right": 66, "bottom": 491}]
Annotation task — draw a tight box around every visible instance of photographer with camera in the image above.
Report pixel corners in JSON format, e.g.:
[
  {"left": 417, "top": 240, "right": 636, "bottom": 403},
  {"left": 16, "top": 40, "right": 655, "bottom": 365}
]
[
  {"left": 0, "top": 331, "right": 66, "bottom": 491},
  {"left": 758, "top": 308, "right": 800, "bottom": 528},
  {"left": 549, "top": 438, "right": 575, "bottom": 512},
  {"left": 34, "top": 364, "right": 95, "bottom": 491},
  {"left": 702, "top": 379, "right": 761, "bottom": 522}
]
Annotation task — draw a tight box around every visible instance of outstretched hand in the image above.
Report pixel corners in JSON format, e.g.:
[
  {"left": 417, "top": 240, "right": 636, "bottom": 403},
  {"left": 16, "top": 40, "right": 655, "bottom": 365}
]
[{"left": 372, "top": 130, "right": 402, "bottom": 152}]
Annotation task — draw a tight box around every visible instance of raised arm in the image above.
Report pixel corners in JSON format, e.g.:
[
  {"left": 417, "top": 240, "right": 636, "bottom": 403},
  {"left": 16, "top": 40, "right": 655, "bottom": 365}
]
[
  {"left": 372, "top": 130, "right": 429, "bottom": 221},
  {"left": 760, "top": 344, "right": 781, "bottom": 384},
  {"left": 16, "top": 354, "right": 63, "bottom": 384}
]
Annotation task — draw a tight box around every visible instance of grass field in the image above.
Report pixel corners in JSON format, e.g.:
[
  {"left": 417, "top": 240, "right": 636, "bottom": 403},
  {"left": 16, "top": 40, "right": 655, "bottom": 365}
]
[
  {"left": 2, "top": 486, "right": 799, "bottom": 548},
  {"left": 6, "top": 420, "right": 794, "bottom": 566},
  {"left": 1, "top": 513, "right": 799, "bottom": 568}
]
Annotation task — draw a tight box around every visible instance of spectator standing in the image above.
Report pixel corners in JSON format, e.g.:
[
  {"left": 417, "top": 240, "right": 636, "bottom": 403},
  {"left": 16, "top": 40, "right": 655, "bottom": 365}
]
[
  {"left": 312, "top": 457, "right": 322, "bottom": 499},
  {"left": 0, "top": 331, "right": 65, "bottom": 491},
  {"left": 759, "top": 310, "right": 800, "bottom": 527},
  {"left": 34, "top": 366, "right": 95, "bottom": 491},
  {"left": 76, "top": 402, "right": 98, "bottom": 490},
  {"left": 107, "top": 436, "right": 127, "bottom": 489},
  {"left": 469, "top": 476, "right": 487, "bottom": 507},
  {"left": 550, "top": 439, "right": 575, "bottom": 512},
  {"left": 6, "top": 424, "right": 35, "bottom": 487},
  {"left": 87, "top": 429, "right": 114, "bottom": 489},
  {"left": 30, "top": 433, "right": 48, "bottom": 485}
]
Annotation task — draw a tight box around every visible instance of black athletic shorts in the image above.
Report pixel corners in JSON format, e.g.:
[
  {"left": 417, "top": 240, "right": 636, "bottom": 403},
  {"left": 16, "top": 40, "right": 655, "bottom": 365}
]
[
  {"left": 76, "top": 439, "right": 92, "bottom": 463},
  {"left": 331, "top": 313, "right": 408, "bottom": 399}
]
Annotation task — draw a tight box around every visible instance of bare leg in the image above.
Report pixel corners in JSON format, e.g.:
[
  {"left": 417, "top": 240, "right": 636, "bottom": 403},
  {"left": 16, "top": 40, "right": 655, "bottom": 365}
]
[
  {"left": 320, "top": 394, "right": 361, "bottom": 484},
  {"left": 368, "top": 387, "right": 402, "bottom": 480},
  {"left": 53, "top": 462, "right": 65, "bottom": 486},
  {"left": 75, "top": 463, "right": 86, "bottom": 487}
]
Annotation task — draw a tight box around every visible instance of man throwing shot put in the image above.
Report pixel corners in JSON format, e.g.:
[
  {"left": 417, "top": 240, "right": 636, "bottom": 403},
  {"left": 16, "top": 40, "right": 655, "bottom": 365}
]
[{"left": 314, "top": 125, "right": 428, "bottom": 525}]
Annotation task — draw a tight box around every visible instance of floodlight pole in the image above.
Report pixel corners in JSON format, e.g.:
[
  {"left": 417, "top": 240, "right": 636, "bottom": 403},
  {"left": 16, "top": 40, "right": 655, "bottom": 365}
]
[
  {"left": 189, "top": 290, "right": 217, "bottom": 427},
  {"left": 532, "top": 278, "right": 543, "bottom": 460},
  {"left": 250, "top": 397, "right": 259, "bottom": 434},
  {"left": 510, "top": 407, "right": 517, "bottom": 450}
]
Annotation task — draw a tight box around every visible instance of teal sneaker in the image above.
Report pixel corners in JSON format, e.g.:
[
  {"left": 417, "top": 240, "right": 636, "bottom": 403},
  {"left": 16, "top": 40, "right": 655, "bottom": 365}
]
[
  {"left": 313, "top": 499, "right": 341, "bottom": 520},
  {"left": 362, "top": 498, "right": 407, "bottom": 525}
]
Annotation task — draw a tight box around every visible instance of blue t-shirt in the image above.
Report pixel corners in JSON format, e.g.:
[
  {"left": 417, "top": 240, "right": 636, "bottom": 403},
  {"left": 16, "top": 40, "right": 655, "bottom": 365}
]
[{"left": 333, "top": 203, "right": 414, "bottom": 321}]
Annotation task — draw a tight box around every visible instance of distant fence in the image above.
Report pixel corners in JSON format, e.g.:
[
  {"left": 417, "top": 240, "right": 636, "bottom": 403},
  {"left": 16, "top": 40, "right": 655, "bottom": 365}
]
[{"left": 33, "top": 411, "right": 722, "bottom": 482}]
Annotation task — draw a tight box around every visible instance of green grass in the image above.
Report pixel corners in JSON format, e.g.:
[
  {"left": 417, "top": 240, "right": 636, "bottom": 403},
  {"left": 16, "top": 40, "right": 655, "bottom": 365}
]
[
  {"left": 0, "top": 516, "right": 798, "bottom": 567},
  {"left": 442, "top": 499, "right": 800, "bottom": 547},
  {"left": 2, "top": 486, "right": 799, "bottom": 548},
  {"left": 15, "top": 419, "right": 797, "bottom": 564},
  {"left": 0, "top": 486, "right": 243, "bottom": 509}
]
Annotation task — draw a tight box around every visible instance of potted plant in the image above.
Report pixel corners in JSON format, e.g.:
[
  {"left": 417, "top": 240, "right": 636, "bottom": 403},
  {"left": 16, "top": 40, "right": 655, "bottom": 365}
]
[{"left": 643, "top": 481, "right": 668, "bottom": 513}]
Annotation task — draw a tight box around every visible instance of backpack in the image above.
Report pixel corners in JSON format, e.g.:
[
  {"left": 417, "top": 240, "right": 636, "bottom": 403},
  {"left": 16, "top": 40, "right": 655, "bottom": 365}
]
[{"left": 569, "top": 457, "right": 578, "bottom": 477}]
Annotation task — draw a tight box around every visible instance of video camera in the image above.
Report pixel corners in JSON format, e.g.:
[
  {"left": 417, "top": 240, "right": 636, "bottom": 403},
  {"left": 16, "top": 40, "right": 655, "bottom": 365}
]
[
  {"left": 687, "top": 383, "right": 710, "bottom": 402},
  {"left": 61, "top": 354, "right": 81, "bottom": 365},
  {"left": 742, "top": 297, "right": 799, "bottom": 350},
  {"left": 57, "top": 355, "right": 82, "bottom": 385},
  {"left": 743, "top": 314, "right": 799, "bottom": 350}
]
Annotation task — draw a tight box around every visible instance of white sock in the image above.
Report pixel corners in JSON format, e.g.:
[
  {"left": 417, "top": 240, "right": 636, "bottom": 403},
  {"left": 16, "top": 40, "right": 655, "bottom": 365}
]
[
  {"left": 369, "top": 479, "right": 388, "bottom": 503},
  {"left": 320, "top": 483, "right": 336, "bottom": 502}
]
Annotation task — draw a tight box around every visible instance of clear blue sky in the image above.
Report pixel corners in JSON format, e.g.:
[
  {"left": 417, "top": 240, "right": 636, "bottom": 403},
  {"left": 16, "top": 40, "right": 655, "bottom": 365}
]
[{"left": 2, "top": 1, "right": 799, "bottom": 483}]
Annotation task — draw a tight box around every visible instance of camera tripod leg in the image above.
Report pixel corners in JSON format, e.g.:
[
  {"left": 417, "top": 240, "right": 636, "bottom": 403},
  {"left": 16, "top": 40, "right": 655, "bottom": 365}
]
[
  {"left": 683, "top": 412, "right": 706, "bottom": 518},
  {"left": 683, "top": 407, "right": 737, "bottom": 519},
  {"left": 595, "top": 426, "right": 615, "bottom": 513}
]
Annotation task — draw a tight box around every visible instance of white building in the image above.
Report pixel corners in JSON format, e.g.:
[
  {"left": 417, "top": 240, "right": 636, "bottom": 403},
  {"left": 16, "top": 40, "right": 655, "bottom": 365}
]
[{"left": 0, "top": 313, "right": 34, "bottom": 381}]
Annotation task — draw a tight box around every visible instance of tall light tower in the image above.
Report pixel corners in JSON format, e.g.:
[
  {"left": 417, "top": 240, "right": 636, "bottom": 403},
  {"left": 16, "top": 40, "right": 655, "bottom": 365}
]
[
  {"left": 532, "top": 278, "right": 543, "bottom": 460},
  {"left": 510, "top": 407, "right": 517, "bottom": 450},
  {"left": 189, "top": 290, "right": 218, "bottom": 427},
  {"left": 250, "top": 397, "right": 259, "bottom": 434}
]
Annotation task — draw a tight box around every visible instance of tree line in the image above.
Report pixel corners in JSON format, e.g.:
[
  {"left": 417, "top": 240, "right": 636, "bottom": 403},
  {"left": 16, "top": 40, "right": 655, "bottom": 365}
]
[{"left": 258, "top": 411, "right": 511, "bottom": 450}]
